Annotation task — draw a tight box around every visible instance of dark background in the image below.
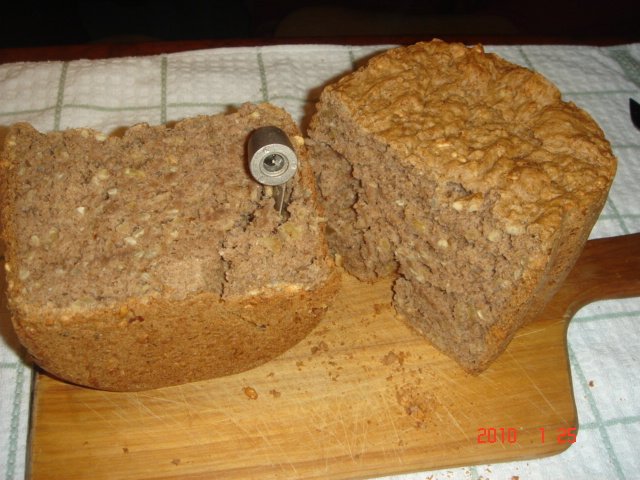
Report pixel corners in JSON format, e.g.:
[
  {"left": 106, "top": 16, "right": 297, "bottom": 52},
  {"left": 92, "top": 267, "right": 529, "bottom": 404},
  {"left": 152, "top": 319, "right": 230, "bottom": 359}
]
[{"left": 1, "top": 0, "right": 639, "bottom": 48}]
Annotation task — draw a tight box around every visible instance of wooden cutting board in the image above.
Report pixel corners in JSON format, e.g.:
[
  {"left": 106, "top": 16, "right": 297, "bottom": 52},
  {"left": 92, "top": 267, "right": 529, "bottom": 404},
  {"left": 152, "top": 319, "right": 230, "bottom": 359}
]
[{"left": 23, "top": 234, "right": 640, "bottom": 480}]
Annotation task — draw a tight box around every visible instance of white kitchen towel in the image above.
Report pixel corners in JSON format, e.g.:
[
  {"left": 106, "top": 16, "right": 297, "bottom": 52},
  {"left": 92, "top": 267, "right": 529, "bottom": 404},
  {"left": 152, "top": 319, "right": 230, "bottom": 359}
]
[{"left": 0, "top": 42, "right": 639, "bottom": 480}]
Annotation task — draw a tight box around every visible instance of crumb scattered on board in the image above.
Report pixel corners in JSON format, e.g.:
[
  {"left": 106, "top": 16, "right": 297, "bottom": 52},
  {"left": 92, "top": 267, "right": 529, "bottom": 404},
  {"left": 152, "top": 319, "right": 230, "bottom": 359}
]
[
  {"left": 381, "top": 350, "right": 408, "bottom": 366},
  {"left": 269, "top": 389, "right": 281, "bottom": 398},
  {"left": 396, "top": 385, "right": 436, "bottom": 428},
  {"left": 243, "top": 386, "right": 258, "bottom": 400},
  {"left": 373, "top": 302, "right": 390, "bottom": 315},
  {"left": 310, "top": 340, "right": 329, "bottom": 355},
  {"left": 379, "top": 349, "right": 440, "bottom": 428}
]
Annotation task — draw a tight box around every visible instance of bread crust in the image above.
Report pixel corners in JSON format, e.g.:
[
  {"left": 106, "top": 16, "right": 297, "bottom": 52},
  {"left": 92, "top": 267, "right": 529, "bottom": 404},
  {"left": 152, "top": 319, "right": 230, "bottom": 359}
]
[
  {"left": 9, "top": 269, "right": 340, "bottom": 391},
  {"left": 309, "top": 40, "right": 616, "bottom": 373},
  {"left": 1, "top": 103, "right": 339, "bottom": 391}
]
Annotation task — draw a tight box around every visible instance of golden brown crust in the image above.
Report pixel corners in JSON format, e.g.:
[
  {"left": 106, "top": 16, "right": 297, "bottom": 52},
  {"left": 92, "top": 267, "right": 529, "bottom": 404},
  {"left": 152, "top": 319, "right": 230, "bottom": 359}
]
[{"left": 322, "top": 40, "right": 616, "bottom": 238}]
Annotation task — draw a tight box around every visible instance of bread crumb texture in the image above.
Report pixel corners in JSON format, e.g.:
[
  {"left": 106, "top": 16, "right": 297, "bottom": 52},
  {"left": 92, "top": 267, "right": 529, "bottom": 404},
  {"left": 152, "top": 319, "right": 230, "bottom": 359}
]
[
  {"left": 308, "top": 40, "right": 616, "bottom": 373},
  {"left": 1, "top": 102, "right": 339, "bottom": 390}
]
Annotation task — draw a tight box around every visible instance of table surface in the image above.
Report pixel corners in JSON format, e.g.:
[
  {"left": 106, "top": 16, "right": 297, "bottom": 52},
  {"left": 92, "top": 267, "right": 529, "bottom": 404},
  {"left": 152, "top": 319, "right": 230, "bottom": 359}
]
[{"left": 0, "top": 38, "right": 639, "bottom": 480}]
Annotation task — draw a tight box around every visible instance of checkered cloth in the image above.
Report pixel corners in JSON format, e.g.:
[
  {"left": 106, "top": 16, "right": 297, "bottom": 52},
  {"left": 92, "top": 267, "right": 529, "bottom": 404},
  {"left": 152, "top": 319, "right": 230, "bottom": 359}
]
[{"left": 1, "top": 43, "right": 639, "bottom": 480}]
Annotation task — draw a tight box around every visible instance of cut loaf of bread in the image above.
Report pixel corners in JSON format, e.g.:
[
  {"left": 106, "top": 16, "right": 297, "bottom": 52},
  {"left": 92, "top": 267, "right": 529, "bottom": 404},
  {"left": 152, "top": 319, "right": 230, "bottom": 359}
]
[
  {"left": 308, "top": 40, "right": 616, "bottom": 373},
  {"left": 1, "top": 103, "right": 339, "bottom": 391}
]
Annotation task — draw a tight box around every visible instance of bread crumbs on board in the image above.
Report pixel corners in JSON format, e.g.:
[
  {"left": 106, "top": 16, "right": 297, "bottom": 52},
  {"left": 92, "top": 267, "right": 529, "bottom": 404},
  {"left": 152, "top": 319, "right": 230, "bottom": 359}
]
[
  {"left": 310, "top": 340, "right": 329, "bottom": 354},
  {"left": 269, "top": 389, "right": 281, "bottom": 398},
  {"left": 372, "top": 302, "right": 390, "bottom": 315},
  {"left": 381, "top": 350, "right": 408, "bottom": 366},
  {"left": 243, "top": 386, "right": 258, "bottom": 400}
]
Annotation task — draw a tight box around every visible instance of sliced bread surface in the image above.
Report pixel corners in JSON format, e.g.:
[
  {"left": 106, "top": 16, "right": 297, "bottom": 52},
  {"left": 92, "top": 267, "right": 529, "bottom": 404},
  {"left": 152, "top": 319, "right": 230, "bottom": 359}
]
[
  {"left": 1, "top": 102, "right": 339, "bottom": 391},
  {"left": 308, "top": 40, "right": 616, "bottom": 373}
]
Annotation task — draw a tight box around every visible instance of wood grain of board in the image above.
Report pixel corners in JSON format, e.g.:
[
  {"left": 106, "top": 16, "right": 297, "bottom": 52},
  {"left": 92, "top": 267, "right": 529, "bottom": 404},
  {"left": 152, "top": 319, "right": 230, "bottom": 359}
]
[{"left": 19, "top": 233, "right": 640, "bottom": 479}]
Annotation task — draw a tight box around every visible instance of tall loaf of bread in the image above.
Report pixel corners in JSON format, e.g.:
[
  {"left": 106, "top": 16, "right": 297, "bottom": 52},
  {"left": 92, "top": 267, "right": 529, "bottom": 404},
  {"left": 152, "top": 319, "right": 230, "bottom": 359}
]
[
  {"left": 308, "top": 41, "right": 616, "bottom": 373},
  {"left": 1, "top": 103, "right": 339, "bottom": 391}
]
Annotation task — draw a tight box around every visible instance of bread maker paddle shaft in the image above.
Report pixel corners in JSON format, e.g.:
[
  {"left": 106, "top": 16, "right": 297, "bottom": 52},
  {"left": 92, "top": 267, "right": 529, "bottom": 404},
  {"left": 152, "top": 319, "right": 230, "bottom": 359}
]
[{"left": 247, "top": 126, "right": 298, "bottom": 215}]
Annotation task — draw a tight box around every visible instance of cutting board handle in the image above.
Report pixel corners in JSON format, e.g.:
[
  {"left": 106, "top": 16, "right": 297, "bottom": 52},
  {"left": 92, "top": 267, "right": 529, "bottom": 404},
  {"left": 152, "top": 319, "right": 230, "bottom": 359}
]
[{"left": 560, "top": 233, "right": 640, "bottom": 316}]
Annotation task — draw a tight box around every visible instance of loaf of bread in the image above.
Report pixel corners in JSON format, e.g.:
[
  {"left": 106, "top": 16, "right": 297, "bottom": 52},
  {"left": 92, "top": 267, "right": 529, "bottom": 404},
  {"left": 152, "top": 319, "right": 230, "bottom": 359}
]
[
  {"left": 1, "top": 103, "right": 339, "bottom": 391},
  {"left": 308, "top": 40, "right": 616, "bottom": 373}
]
